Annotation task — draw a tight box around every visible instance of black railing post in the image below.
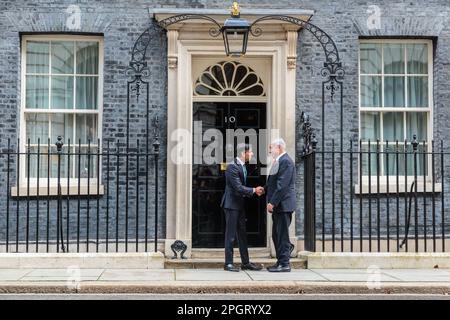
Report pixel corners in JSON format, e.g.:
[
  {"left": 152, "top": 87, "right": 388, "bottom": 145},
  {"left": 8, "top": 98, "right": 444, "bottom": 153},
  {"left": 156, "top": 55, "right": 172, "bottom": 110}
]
[
  {"left": 6, "top": 139, "right": 10, "bottom": 253},
  {"left": 306, "top": 136, "right": 318, "bottom": 252},
  {"left": 55, "top": 136, "right": 65, "bottom": 253},
  {"left": 412, "top": 134, "right": 419, "bottom": 252},
  {"left": 153, "top": 116, "right": 160, "bottom": 253},
  {"left": 301, "top": 113, "right": 317, "bottom": 252}
]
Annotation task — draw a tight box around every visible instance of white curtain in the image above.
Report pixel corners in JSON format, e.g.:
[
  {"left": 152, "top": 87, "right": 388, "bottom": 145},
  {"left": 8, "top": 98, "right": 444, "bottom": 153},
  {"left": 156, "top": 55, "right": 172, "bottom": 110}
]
[
  {"left": 26, "top": 76, "right": 49, "bottom": 109},
  {"left": 26, "top": 41, "right": 49, "bottom": 73},
  {"left": 76, "top": 76, "right": 98, "bottom": 109},
  {"left": 408, "top": 77, "right": 428, "bottom": 107}
]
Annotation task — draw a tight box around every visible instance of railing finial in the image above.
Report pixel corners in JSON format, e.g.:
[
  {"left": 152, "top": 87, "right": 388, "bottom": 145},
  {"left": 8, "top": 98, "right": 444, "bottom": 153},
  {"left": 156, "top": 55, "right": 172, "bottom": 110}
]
[
  {"left": 412, "top": 134, "right": 419, "bottom": 152},
  {"left": 55, "top": 136, "right": 64, "bottom": 153}
]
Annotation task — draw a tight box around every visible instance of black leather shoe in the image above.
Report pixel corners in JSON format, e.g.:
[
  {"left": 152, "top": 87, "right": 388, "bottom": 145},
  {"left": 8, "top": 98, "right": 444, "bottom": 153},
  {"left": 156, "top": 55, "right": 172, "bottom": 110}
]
[
  {"left": 224, "top": 264, "right": 240, "bottom": 272},
  {"left": 266, "top": 262, "right": 279, "bottom": 270},
  {"left": 241, "top": 262, "right": 263, "bottom": 271},
  {"left": 267, "top": 264, "right": 291, "bottom": 272}
]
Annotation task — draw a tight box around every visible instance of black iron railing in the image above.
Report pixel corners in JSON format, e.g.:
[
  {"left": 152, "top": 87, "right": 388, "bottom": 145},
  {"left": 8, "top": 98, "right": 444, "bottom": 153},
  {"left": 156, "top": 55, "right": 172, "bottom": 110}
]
[
  {"left": 0, "top": 134, "right": 160, "bottom": 253},
  {"left": 302, "top": 116, "right": 449, "bottom": 253}
]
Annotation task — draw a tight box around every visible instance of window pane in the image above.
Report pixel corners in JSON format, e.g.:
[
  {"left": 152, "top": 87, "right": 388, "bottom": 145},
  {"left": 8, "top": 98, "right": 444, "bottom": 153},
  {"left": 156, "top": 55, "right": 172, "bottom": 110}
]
[
  {"left": 26, "top": 113, "right": 49, "bottom": 144},
  {"left": 360, "top": 112, "right": 380, "bottom": 141},
  {"left": 361, "top": 144, "right": 379, "bottom": 176},
  {"left": 408, "top": 76, "right": 428, "bottom": 107},
  {"left": 51, "top": 76, "right": 74, "bottom": 109},
  {"left": 384, "top": 44, "right": 405, "bottom": 74},
  {"left": 51, "top": 114, "right": 74, "bottom": 143},
  {"left": 49, "top": 146, "right": 69, "bottom": 178},
  {"left": 405, "top": 144, "right": 427, "bottom": 176},
  {"left": 406, "top": 112, "right": 427, "bottom": 142},
  {"left": 360, "top": 43, "right": 382, "bottom": 74},
  {"left": 360, "top": 76, "right": 382, "bottom": 107},
  {"left": 26, "top": 41, "right": 49, "bottom": 74},
  {"left": 384, "top": 76, "right": 405, "bottom": 107},
  {"left": 76, "top": 114, "right": 98, "bottom": 144},
  {"left": 239, "top": 85, "right": 264, "bottom": 96},
  {"left": 76, "top": 77, "right": 98, "bottom": 109},
  {"left": 383, "top": 112, "right": 404, "bottom": 142},
  {"left": 76, "top": 42, "right": 99, "bottom": 74},
  {"left": 51, "top": 41, "right": 74, "bottom": 74},
  {"left": 27, "top": 146, "right": 49, "bottom": 178},
  {"left": 384, "top": 143, "right": 405, "bottom": 176},
  {"left": 407, "top": 44, "right": 428, "bottom": 74},
  {"left": 75, "top": 146, "right": 98, "bottom": 178},
  {"left": 194, "top": 84, "right": 219, "bottom": 96},
  {"left": 26, "top": 75, "right": 49, "bottom": 109}
]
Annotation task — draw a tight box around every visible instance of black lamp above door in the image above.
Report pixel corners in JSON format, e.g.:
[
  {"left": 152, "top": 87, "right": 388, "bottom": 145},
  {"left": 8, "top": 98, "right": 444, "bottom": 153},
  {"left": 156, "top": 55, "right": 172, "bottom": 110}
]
[{"left": 221, "top": 2, "right": 250, "bottom": 57}]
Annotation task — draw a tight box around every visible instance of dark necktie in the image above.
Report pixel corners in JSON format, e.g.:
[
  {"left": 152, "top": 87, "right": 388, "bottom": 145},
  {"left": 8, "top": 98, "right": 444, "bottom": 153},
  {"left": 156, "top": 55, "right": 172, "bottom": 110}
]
[{"left": 242, "top": 164, "right": 247, "bottom": 184}]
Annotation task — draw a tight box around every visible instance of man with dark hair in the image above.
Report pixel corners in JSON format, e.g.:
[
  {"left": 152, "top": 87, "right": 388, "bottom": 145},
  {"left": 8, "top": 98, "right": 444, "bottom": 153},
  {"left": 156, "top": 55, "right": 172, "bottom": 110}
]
[{"left": 220, "top": 143, "right": 264, "bottom": 272}]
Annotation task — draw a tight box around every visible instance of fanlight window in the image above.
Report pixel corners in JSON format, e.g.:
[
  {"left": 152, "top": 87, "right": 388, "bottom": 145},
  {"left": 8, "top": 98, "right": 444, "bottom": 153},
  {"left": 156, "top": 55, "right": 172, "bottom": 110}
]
[{"left": 194, "top": 61, "right": 265, "bottom": 97}]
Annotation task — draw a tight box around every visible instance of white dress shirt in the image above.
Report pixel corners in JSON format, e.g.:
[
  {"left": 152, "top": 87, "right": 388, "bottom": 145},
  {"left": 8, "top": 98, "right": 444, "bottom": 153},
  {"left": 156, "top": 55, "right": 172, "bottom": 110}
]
[
  {"left": 236, "top": 157, "right": 245, "bottom": 166},
  {"left": 276, "top": 152, "right": 287, "bottom": 162}
]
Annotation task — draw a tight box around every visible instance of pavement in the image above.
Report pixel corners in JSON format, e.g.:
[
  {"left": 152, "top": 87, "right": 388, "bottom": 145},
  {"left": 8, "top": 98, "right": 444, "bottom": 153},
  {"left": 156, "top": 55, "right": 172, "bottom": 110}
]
[
  {"left": 1, "top": 293, "right": 450, "bottom": 300},
  {"left": 0, "top": 268, "right": 450, "bottom": 295}
]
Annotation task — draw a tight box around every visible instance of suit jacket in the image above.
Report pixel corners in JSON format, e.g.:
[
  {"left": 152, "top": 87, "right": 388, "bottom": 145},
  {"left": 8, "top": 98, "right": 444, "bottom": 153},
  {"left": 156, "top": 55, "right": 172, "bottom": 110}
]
[
  {"left": 265, "top": 153, "right": 296, "bottom": 212},
  {"left": 220, "top": 159, "right": 254, "bottom": 210}
]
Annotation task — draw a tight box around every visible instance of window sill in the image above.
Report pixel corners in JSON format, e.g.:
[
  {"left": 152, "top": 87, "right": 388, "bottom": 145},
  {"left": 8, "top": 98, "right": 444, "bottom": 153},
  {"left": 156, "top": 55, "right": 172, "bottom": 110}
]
[
  {"left": 11, "top": 185, "right": 105, "bottom": 197},
  {"left": 354, "top": 182, "right": 442, "bottom": 195}
]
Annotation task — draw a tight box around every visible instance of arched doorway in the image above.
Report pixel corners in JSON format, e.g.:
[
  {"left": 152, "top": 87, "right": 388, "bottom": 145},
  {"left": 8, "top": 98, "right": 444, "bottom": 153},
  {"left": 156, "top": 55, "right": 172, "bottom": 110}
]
[{"left": 191, "top": 60, "right": 269, "bottom": 248}]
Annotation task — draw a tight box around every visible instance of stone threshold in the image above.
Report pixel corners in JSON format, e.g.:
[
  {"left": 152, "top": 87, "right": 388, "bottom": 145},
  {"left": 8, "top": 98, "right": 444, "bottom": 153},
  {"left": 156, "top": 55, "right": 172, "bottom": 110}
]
[{"left": 165, "top": 258, "right": 307, "bottom": 269}]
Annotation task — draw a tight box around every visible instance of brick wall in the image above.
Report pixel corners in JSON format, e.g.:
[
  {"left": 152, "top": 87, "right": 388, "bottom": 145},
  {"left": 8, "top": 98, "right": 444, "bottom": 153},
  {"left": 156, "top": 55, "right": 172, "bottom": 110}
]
[{"left": 1, "top": 0, "right": 450, "bottom": 250}]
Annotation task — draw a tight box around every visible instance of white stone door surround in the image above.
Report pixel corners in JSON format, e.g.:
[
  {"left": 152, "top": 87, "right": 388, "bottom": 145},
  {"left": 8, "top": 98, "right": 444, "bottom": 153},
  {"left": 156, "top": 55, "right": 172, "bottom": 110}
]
[{"left": 151, "top": 8, "right": 314, "bottom": 258}]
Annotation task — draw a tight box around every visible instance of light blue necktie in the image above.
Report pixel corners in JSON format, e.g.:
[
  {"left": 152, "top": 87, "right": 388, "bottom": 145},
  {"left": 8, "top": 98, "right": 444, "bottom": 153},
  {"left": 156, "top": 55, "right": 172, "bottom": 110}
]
[{"left": 242, "top": 164, "right": 247, "bottom": 184}]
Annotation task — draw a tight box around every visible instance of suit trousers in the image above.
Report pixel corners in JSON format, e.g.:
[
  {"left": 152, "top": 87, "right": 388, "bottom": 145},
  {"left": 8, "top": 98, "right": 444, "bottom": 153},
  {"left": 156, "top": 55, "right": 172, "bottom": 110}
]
[
  {"left": 272, "top": 210, "right": 293, "bottom": 266},
  {"left": 224, "top": 209, "right": 250, "bottom": 265}
]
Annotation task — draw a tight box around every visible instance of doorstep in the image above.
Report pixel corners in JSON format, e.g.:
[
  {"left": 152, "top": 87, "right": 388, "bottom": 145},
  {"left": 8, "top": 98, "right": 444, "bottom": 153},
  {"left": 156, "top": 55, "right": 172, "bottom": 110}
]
[{"left": 165, "top": 258, "right": 307, "bottom": 269}]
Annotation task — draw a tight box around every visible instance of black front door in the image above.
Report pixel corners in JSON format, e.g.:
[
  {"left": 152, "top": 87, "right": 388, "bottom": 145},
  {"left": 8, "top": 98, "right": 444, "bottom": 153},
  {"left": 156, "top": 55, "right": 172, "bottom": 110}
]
[{"left": 192, "top": 102, "right": 267, "bottom": 248}]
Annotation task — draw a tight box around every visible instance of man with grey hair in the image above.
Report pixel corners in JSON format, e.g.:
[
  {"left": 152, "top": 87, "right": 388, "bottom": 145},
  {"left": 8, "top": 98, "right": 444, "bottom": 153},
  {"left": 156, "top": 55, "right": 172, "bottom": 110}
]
[
  {"left": 257, "top": 138, "right": 296, "bottom": 272},
  {"left": 220, "top": 143, "right": 264, "bottom": 272}
]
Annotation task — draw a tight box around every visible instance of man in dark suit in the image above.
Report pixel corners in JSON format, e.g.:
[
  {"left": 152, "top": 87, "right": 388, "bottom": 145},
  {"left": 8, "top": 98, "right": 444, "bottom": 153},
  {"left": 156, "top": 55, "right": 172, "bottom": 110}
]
[
  {"left": 257, "top": 138, "right": 296, "bottom": 272},
  {"left": 220, "top": 143, "right": 264, "bottom": 272}
]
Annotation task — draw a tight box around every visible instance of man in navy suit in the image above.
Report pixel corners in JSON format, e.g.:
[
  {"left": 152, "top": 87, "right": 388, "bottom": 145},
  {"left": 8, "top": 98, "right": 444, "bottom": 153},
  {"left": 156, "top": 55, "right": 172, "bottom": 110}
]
[
  {"left": 257, "top": 138, "right": 296, "bottom": 272},
  {"left": 220, "top": 143, "right": 264, "bottom": 272}
]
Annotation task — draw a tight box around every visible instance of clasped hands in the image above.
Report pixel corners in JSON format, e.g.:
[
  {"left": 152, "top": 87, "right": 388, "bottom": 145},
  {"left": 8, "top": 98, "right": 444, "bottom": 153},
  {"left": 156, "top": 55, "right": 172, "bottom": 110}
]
[
  {"left": 255, "top": 186, "right": 265, "bottom": 197},
  {"left": 254, "top": 187, "right": 274, "bottom": 213}
]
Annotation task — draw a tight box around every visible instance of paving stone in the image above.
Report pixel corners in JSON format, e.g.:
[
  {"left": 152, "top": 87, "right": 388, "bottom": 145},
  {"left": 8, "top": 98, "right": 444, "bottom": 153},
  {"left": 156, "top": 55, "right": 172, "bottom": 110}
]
[
  {"left": 0, "top": 269, "right": 33, "bottom": 281},
  {"left": 175, "top": 269, "right": 252, "bottom": 281},
  {"left": 246, "top": 269, "right": 327, "bottom": 281},
  {"left": 99, "top": 269, "right": 174, "bottom": 281}
]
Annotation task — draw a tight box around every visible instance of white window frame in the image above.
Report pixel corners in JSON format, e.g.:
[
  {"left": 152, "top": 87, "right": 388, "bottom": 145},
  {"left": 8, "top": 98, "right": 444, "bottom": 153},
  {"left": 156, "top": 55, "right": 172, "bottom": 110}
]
[
  {"left": 357, "top": 39, "right": 438, "bottom": 193},
  {"left": 17, "top": 34, "right": 104, "bottom": 195}
]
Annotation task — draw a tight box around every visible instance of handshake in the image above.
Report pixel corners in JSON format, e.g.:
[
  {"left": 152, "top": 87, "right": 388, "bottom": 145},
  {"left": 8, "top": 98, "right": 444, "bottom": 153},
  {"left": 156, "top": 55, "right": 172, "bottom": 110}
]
[{"left": 254, "top": 186, "right": 265, "bottom": 197}]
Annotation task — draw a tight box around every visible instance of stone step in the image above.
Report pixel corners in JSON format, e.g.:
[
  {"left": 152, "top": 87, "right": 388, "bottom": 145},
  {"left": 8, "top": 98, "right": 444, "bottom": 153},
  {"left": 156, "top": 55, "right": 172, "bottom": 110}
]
[
  {"left": 165, "top": 258, "right": 307, "bottom": 269},
  {"left": 191, "top": 248, "right": 270, "bottom": 259}
]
